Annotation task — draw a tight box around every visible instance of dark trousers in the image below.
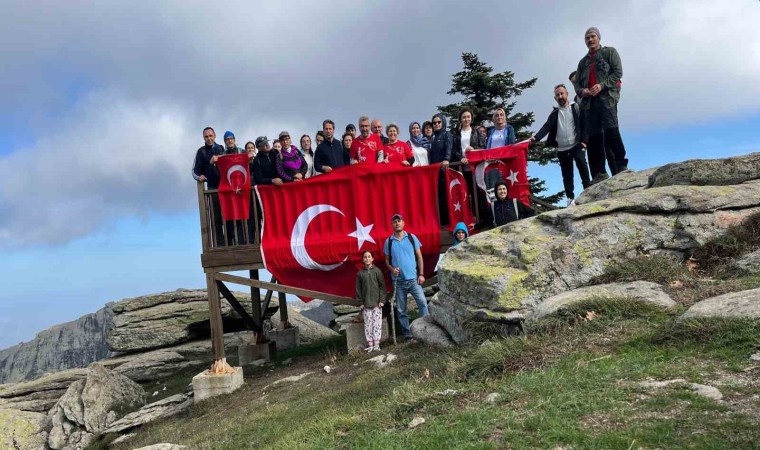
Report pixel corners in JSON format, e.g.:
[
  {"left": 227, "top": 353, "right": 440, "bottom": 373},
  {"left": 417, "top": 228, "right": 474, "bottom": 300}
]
[
  {"left": 584, "top": 97, "right": 629, "bottom": 177},
  {"left": 558, "top": 144, "right": 591, "bottom": 199}
]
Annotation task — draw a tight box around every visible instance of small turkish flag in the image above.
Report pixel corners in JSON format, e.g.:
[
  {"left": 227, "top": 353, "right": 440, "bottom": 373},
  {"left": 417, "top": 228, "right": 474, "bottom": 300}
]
[
  {"left": 256, "top": 164, "right": 441, "bottom": 301},
  {"left": 216, "top": 153, "right": 251, "bottom": 220},
  {"left": 445, "top": 169, "right": 476, "bottom": 233},
  {"left": 466, "top": 141, "right": 530, "bottom": 207}
]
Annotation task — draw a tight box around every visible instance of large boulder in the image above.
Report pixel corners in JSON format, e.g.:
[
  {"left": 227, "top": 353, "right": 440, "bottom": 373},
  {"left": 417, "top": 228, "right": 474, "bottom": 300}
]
[
  {"left": 410, "top": 316, "right": 455, "bottom": 348},
  {"left": 0, "top": 305, "right": 113, "bottom": 384},
  {"left": 105, "top": 393, "right": 192, "bottom": 434},
  {"left": 293, "top": 300, "right": 336, "bottom": 328},
  {"left": 648, "top": 152, "right": 760, "bottom": 188},
  {"left": 679, "top": 288, "right": 760, "bottom": 321},
  {"left": 735, "top": 250, "right": 760, "bottom": 274},
  {"left": 0, "top": 369, "right": 88, "bottom": 413},
  {"left": 575, "top": 167, "right": 656, "bottom": 205},
  {"left": 0, "top": 408, "right": 48, "bottom": 450},
  {"left": 269, "top": 309, "right": 339, "bottom": 345},
  {"left": 433, "top": 154, "right": 760, "bottom": 343},
  {"left": 47, "top": 365, "right": 146, "bottom": 450}
]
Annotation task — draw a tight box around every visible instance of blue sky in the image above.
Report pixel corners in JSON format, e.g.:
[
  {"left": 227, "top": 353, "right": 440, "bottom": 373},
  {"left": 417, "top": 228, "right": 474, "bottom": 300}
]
[{"left": 1, "top": 0, "right": 758, "bottom": 349}]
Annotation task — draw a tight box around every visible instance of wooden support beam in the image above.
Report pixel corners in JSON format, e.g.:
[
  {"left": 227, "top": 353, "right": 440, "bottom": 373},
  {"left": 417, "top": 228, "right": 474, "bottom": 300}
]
[
  {"left": 278, "top": 289, "right": 289, "bottom": 329},
  {"left": 205, "top": 273, "right": 225, "bottom": 362},
  {"left": 216, "top": 280, "right": 261, "bottom": 333},
  {"left": 213, "top": 272, "right": 361, "bottom": 307},
  {"left": 250, "top": 269, "right": 265, "bottom": 343}
]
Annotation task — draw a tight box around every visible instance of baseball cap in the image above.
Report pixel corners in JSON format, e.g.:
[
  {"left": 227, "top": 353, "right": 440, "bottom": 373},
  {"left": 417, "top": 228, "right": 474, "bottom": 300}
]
[
  {"left": 254, "top": 136, "right": 270, "bottom": 147},
  {"left": 278, "top": 131, "right": 290, "bottom": 139},
  {"left": 223, "top": 131, "right": 235, "bottom": 140},
  {"left": 391, "top": 213, "right": 403, "bottom": 222},
  {"left": 346, "top": 124, "right": 356, "bottom": 131}
]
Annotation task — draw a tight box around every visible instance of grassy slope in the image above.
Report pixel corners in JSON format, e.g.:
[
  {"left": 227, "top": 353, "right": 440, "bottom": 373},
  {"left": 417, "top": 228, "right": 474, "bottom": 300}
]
[
  {"left": 94, "top": 218, "right": 760, "bottom": 450},
  {"left": 96, "top": 297, "right": 759, "bottom": 450}
]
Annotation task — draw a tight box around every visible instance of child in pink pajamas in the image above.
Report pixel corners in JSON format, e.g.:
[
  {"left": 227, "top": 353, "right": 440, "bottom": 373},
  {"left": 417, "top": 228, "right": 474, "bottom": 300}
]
[{"left": 355, "top": 250, "right": 386, "bottom": 352}]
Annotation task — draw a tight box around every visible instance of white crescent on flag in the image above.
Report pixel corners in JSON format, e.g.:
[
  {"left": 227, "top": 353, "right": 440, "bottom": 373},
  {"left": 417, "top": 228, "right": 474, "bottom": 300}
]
[
  {"left": 226, "top": 164, "right": 248, "bottom": 188},
  {"left": 448, "top": 177, "right": 461, "bottom": 194},
  {"left": 290, "top": 204, "right": 347, "bottom": 271}
]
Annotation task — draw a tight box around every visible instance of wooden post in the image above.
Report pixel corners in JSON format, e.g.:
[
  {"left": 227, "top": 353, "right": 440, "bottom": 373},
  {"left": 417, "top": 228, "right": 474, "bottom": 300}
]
[
  {"left": 250, "top": 269, "right": 265, "bottom": 343},
  {"left": 278, "top": 288, "right": 289, "bottom": 329},
  {"left": 196, "top": 182, "right": 210, "bottom": 252},
  {"left": 206, "top": 272, "right": 225, "bottom": 363}
]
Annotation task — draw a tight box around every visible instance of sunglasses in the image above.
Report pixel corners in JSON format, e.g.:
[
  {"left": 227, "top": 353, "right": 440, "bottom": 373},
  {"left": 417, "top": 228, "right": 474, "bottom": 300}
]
[{"left": 433, "top": 120, "right": 442, "bottom": 124}]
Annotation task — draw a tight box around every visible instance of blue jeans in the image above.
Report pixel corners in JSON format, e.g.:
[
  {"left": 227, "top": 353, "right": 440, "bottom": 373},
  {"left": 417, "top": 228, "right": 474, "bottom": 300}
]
[{"left": 394, "top": 278, "right": 429, "bottom": 337}]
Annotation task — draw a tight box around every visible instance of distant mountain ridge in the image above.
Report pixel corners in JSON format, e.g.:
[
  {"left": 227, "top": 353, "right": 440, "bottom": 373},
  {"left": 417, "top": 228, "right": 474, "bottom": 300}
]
[{"left": 0, "top": 305, "right": 113, "bottom": 384}]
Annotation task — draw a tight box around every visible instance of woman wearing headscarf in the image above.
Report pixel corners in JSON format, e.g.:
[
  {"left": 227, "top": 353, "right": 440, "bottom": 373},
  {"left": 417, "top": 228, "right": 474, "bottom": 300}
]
[
  {"left": 429, "top": 113, "right": 452, "bottom": 166},
  {"left": 407, "top": 121, "right": 430, "bottom": 166},
  {"left": 429, "top": 113, "right": 453, "bottom": 224}
]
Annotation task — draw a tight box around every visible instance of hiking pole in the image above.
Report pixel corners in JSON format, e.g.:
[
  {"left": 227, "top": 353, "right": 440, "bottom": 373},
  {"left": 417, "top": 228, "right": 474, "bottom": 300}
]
[{"left": 390, "top": 276, "right": 398, "bottom": 345}]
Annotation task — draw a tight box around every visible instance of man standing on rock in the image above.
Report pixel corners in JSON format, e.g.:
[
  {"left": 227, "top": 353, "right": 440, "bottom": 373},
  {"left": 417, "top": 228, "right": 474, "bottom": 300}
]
[
  {"left": 384, "top": 213, "right": 428, "bottom": 342},
  {"left": 531, "top": 84, "right": 591, "bottom": 207},
  {"left": 574, "top": 27, "right": 629, "bottom": 184}
]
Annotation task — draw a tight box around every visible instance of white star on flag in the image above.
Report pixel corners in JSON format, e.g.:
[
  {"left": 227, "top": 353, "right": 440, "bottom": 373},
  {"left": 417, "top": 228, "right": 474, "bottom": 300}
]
[
  {"left": 506, "top": 170, "right": 519, "bottom": 185},
  {"left": 453, "top": 201, "right": 462, "bottom": 212},
  {"left": 348, "top": 218, "right": 375, "bottom": 250}
]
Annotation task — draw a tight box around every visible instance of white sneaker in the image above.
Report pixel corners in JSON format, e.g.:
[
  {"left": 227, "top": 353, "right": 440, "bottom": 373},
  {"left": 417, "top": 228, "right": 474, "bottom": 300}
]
[
  {"left": 364, "top": 346, "right": 373, "bottom": 352},
  {"left": 566, "top": 198, "right": 575, "bottom": 207},
  {"left": 373, "top": 346, "right": 381, "bottom": 352}
]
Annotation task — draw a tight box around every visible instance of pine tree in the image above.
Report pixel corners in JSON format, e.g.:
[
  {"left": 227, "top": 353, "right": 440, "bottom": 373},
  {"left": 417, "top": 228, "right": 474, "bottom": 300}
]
[{"left": 438, "top": 52, "right": 563, "bottom": 208}]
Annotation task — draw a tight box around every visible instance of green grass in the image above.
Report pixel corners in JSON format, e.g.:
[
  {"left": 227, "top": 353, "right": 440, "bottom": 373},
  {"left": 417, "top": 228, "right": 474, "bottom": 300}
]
[{"left": 94, "top": 295, "right": 759, "bottom": 450}]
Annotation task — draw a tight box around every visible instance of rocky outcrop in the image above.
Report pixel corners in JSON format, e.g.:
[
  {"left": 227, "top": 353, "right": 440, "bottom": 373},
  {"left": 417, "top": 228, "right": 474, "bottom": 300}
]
[
  {"left": 679, "top": 288, "right": 760, "bottom": 321},
  {"left": 0, "top": 408, "right": 48, "bottom": 450},
  {"left": 575, "top": 167, "right": 656, "bottom": 205},
  {"left": 0, "top": 369, "right": 88, "bottom": 413},
  {"left": 270, "top": 310, "right": 339, "bottom": 345},
  {"left": 529, "top": 281, "right": 676, "bottom": 321},
  {"left": 107, "top": 289, "right": 231, "bottom": 353},
  {"left": 104, "top": 393, "right": 192, "bottom": 434},
  {"left": 647, "top": 152, "right": 760, "bottom": 188},
  {"left": 735, "top": 250, "right": 760, "bottom": 274},
  {"left": 410, "top": 316, "right": 455, "bottom": 348},
  {"left": 0, "top": 306, "right": 113, "bottom": 384},
  {"left": 294, "top": 300, "right": 336, "bottom": 328},
  {"left": 47, "top": 365, "right": 146, "bottom": 450},
  {"left": 433, "top": 153, "right": 760, "bottom": 343}
]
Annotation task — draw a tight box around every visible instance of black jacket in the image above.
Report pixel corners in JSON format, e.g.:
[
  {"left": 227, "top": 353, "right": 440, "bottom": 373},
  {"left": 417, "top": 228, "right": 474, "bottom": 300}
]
[
  {"left": 252, "top": 150, "right": 279, "bottom": 185},
  {"left": 452, "top": 127, "right": 487, "bottom": 161},
  {"left": 429, "top": 113, "right": 452, "bottom": 164},
  {"left": 533, "top": 103, "right": 584, "bottom": 147},
  {"left": 314, "top": 137, "right": 349, "bottom": 172},
  {"left": 192, "top": 143, "right": 225, "bottom": 189},
  {"left": 493, "top": 198, "right": 535, "bottom": 226}
]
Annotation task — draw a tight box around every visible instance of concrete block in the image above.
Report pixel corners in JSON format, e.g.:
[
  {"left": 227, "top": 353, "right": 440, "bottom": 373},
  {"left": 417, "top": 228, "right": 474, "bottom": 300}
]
[
  {"left": 267, "top": 326, "right": 299, "bottom": 350},
  {"left": 238, "top": 341, "right": 277, "bottom": 364},
  {"left": 345, "top": 321, "right": 389, "bottom": 351},
  {"left": 192, "top": 367, "right": 244, "bottom": 403}
]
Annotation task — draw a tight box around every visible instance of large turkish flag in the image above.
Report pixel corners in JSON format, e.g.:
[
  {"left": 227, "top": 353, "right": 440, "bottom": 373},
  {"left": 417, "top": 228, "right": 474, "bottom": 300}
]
[
  {"left": 465, "top": 141, "right": 530, "bottom": 207},
  {"left": 256, "top": 164, "right": 441, "bottom": 300},
  {"left": 216, "top": 153, "right": 251, "bottom": 220}
]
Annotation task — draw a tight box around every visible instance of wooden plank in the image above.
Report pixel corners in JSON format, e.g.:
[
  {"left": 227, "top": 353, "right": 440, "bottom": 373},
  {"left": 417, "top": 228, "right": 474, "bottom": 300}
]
[
  {"left": 201, "top": 246, "right": 264, "bottom": 269},
  {"left": 216, "top": 281, "right": 261, "bottom": 333},
  {"left": 214, "top": 272, "right": 361, "bottom": 307},
  {"left": 205, "top": 273, "right": 225, "bottom": 361}
]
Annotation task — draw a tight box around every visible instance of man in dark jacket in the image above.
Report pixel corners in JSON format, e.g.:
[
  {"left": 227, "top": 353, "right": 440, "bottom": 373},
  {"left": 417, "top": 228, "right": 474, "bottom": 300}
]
[
  {"left": 531, "top": 84, "right": 591, "bottom": 206},
  {"left": 192, "top": 127, "right": 228, "bottom": 246},
  {"left": 251, "top": 136, "right": 282, "bottom": 186},
  {"left": 314, "top": 119, "right": 348, "bottom": 173},
  {"left": 573, "top": 26, "right": 629, "bottom": 183}
]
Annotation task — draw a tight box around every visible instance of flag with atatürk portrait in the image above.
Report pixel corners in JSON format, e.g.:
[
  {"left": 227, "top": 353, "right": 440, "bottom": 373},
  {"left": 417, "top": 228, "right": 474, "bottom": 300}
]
[
  {"left": 216, "top": 153, "right": 251, "bottom": 220},
  {"left": 465, "top": 141, "right": 531, "bottom": 207},
  {"left": 256, "top": 164, "right": 440, "bottom": 300}
]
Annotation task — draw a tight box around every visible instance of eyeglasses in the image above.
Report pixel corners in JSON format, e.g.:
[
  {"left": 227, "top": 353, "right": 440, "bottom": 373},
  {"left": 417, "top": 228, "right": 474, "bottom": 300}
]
[{"left": 433, "top": 120, "right": 442, "bottom": 124}]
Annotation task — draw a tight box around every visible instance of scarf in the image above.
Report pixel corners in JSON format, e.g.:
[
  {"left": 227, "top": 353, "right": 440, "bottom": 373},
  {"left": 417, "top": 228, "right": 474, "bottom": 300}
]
[{"left": 408, "top": 121, "right": 430, "bottom": 150}]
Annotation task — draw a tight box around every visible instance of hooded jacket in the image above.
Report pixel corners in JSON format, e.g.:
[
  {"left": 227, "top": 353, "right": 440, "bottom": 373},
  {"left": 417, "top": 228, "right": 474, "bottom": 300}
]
[
  {"left": 452, "top": 221, "right": 469, "bottom": 246},
  {"left": 429, "top": 113, "right": 452, "bottom": 164}
]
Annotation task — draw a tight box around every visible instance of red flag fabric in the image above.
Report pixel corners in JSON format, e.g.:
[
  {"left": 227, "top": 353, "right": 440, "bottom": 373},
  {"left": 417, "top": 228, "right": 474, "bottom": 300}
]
[
  {"left": 216, "top": 153, "right": 251, "bottom": 220},
  {"left": 465, "top": 141, "right": 531, "bottom": 207},
  {"left": 256, "top": 164, "right": 441, "bottom": 300},
  {"left": 444, "top": 169, "right": 476, "bottom": 233}
]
